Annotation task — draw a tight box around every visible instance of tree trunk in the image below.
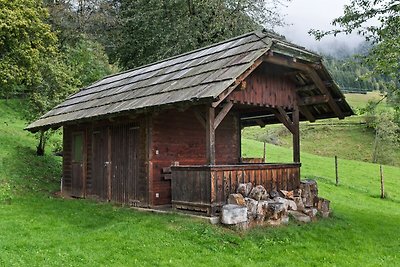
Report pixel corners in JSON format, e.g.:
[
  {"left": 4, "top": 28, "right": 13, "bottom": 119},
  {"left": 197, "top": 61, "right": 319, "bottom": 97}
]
[{"left": 36, "top": 131, "right": 46, "bottom": 156}]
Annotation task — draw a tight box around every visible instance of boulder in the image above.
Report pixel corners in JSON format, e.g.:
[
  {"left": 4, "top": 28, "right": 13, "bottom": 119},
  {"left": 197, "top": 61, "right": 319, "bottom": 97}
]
[
  {"left": 288, "top": 210, "right": 311, "bottom": 223},
  {"left": 227, "top": 193, "right": 246, "bottom": 206},
  {"left": 237, "top": 183, "right": 253, "bottom": 197},
  {"left": 249, "top": 185, "right": 267, "bottom": 201},
  {"left": 220, "top": 204, "right": 248, "bottom": 225}
]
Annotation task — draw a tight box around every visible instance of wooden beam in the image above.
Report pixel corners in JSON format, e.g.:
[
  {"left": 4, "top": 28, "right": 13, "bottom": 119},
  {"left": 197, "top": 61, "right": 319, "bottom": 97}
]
[
  {"left": 212, "top": 58, "right": 263, "bottom": 108},
  {"left": 292, "top": 107, "right": 300, "bottom": 163},
  {"left": 298, "top": 95, "right": 329, "bottom": 106},
  {"left": 306, "top": 70, "right": 344, "bottom": 119},
  {"left": 214, "top": 101, "right": 234, "bottom": 129},
  {"left": 296, "top": 84, "right": 317, "bottom": 92},
  {"left": 273, "top": 107, "right": 295, "bottom": 134},
  {"left": 264, "top": 55, "right": 344, "bottom": 119},
  {"left": 299, "top": 106, "right": 316, "bottom": 122},
  {"left": 205, "top": 107, "right": 216, "bottom": 165},
  {"left": 193, "top": 107, "right": 206, "bottom": 128},
  {"left": 264, "top": 55, "right": 310, "bottom": 72},
  {"left": 255, "top": 119, "right": 266, "bottom": 128}
]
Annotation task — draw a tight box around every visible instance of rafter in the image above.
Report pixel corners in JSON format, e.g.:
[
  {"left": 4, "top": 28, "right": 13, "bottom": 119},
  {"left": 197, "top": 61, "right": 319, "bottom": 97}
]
[{"left": 298, "top": 95, "right": 329, "bottom": 106}]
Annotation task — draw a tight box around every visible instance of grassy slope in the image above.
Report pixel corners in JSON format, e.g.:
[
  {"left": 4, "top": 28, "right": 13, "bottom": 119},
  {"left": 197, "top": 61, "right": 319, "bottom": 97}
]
[
  {"left": 242, "top": 91, "right": 400, "bottom": 166},
  {"left": 1, "top": 100, "right": 400, "bottom": 266}
]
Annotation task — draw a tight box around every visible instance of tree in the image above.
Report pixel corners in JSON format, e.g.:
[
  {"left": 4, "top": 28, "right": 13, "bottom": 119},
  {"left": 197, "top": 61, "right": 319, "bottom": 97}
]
[
  {"left": 113, "top": 0, "right": 289, "bottom": 69},
  {"left": 0, "top": 0, "right": 57, "bottom": 99},
  {"left": 25, "top": 55, "right": 80, "bottom": 155},
  {"left": 64, "top": 37, "right": 118, "bottom": 88},
  {"left": 310, "top": 0, "right": 400, "bottom": 104},
  {"left": 26, "top": 37, "right": 115, "bottom": 155},
  {"left": 363, "top": 101, "right": 399, "bottom": 165}
]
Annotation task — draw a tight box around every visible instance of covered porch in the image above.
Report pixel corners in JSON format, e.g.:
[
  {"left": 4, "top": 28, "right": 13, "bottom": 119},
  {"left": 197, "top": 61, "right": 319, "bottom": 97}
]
[{"left": 169, "top": 53, "right": 349, "bottom": 215}]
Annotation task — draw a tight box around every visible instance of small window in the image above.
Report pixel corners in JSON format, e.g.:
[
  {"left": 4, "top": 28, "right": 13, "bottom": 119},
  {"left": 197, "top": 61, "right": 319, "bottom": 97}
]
[{"left": 73, "top": 133, "right": 83, "bottom": 162}]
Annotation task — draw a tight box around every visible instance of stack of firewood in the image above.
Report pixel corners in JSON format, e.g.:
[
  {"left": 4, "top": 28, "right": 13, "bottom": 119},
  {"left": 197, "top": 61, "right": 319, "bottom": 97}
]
[{"left": 220, "top": 179, "right": 330, "bottom": 230}]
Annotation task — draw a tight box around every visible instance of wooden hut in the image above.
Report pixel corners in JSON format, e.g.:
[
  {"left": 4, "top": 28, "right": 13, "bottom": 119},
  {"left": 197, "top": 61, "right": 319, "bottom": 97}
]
[{"left": 26, "top": 30, "right": 353, "bottom": 215}]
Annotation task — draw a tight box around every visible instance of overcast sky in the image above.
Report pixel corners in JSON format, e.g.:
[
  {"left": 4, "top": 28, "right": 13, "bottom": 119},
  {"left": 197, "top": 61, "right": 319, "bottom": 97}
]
[{"left": 276, "top": 0, "right": 364, "bottom": 54}]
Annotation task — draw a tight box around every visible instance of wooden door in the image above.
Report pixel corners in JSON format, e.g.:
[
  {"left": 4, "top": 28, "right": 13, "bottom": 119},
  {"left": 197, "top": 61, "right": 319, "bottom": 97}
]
[
  {"left": 91, "top": 128, "right": 109, "bottom": 200},
  {"left": 71, "top": 132, "right": 84, "bottom": 197},
  {"left": 111, "top": 124, "right": 140, "bottom": 204}
]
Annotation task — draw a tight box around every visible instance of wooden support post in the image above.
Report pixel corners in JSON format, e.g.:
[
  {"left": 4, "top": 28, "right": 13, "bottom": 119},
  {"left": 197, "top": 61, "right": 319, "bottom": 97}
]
[
  {"left": 380, "top": 165, "right": 385, "bottom": 199},
  {"left": 292, "top": 107, "right": 300, "bottom": 163},
  {"left": 206, "top": 107, "right": 216, "bottom": 165},
  {"left": 335, "top": 155, "right": 339, "bottom": 186}
]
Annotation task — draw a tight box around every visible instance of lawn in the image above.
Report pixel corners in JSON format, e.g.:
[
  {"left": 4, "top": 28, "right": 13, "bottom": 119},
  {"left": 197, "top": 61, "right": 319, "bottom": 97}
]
[{"left": 1, "top": 100, "right": 399, "bottom": 266}]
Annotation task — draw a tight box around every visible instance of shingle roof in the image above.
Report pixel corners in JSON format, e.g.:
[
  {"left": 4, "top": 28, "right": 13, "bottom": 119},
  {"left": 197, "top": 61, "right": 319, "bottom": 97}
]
[{"left": 26, "top": 30, "right": 346, "bottom": 132}]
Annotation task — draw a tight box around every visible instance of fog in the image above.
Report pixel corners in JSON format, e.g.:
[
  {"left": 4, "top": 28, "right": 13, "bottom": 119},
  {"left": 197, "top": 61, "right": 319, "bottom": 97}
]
[{"left": 276, "top": 0, "right": 365, "bottom": 56}]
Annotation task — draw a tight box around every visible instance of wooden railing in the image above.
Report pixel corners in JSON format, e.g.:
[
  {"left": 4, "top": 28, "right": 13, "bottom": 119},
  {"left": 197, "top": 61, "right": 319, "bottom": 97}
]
[{"left": 171, "top": 163, "right": 300, "bottom": 216}]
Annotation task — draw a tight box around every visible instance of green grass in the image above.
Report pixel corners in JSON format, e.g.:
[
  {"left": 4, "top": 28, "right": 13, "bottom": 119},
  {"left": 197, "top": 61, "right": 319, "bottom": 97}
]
[
  {"left": 1, "top": 100, "right": 400, "bottom": 266},
  {"left": 242, "top": 92, "right": 400, "bottom": 166},
  {"left": 344, "top": 91, "right": 390, "bottom": 111}
]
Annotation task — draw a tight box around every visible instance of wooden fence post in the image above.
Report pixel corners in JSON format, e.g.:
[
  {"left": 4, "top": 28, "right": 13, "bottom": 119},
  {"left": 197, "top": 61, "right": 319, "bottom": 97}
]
[
  {"left": 263, "top": 141, "right": 266, "bottom": 163},
  {"left": 335, "top": 155, "right": 339, "bottom": 186},
  {"left": 380, "top": 164, "right": 385, "bottom": 199}
]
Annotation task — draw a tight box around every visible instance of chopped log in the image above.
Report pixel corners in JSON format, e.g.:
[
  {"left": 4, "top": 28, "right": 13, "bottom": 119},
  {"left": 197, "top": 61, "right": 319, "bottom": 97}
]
[
  {"left": 227, "top": 193, "right": 246, "bottom": 206},
  {"left": 280, "top": 190, "right": 294, "bottom": 200},
  {"left": 249, "top": 185, "right": 267, "bottom": 201},
  {"left": 293, "top": 196, "right": 305, "bottom": 212},
  {"left": 237, "top": 182, "right": 253, "bottom": 197},
  {"left": 303, "top": 208, "right": 318, "bottom": 220},
  {"left": 269, "top": 189, "right": 279, "bottom": 198},
  {"left": 315, "top": 197, "right": 330, "bottom": 218},
  {"left": 220, "top": 204, "right": 248, "bottom": 225},
  {"left": 300, "top": 179, "right": 318, "bottom": 208},
  {"left": 288, "top": 210, "right": 311, "bottom": 223},
  {"left": 244, "top": 197, "right": 258, "bottom": 219}
]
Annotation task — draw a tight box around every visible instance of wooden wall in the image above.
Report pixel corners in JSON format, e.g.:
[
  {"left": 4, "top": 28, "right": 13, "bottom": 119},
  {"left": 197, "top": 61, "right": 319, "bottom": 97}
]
[
  {"left": 62, "top": 118, "right": 149, "bottom": 206},
  {"left": 229, "top": 66, "right": 297, "bottom": 109},
  {"left": 150, "top": 107, "right": 240, "bottom": 206}
]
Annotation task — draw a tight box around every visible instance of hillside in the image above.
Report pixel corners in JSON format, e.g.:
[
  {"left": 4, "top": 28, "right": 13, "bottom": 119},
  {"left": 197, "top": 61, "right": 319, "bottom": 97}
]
[
  {"left": 242, "top": 91, "right": 400, "bottom": 167},
  {"left": 1, "top": 99, "right": 400, "bottom": 266}
]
